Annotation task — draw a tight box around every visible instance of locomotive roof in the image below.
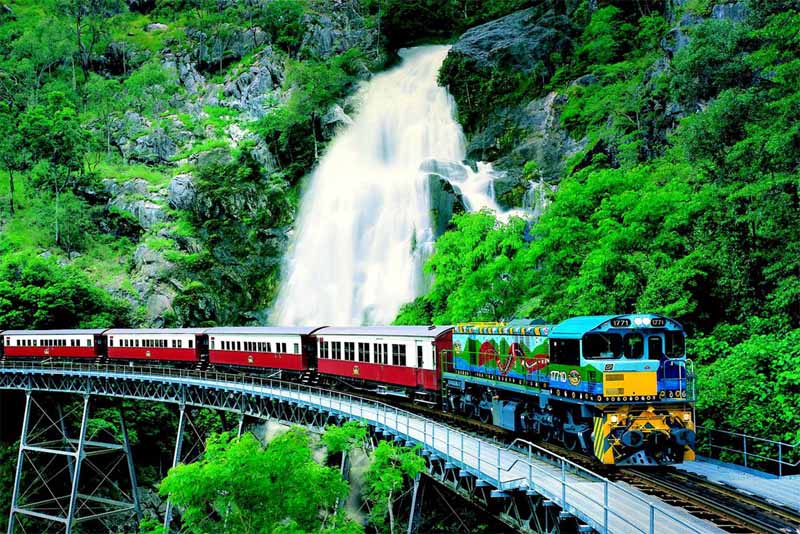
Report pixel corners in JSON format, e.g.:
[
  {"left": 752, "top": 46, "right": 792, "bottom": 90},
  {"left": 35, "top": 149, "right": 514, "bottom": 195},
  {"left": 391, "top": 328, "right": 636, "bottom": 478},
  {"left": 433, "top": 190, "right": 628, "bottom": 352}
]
[
  {"left": 205, "top": 326, "right": 322, "bottom": 336},
  {"left": 2, "top": 329, "right": 107, "bottom": 336},
  {"left": 550, "top": 314, "right": 681, "bottom": 339},
  {"left": 316, "top": 326, "right": 452, "bottom": 338},
  {"left": 104, "top": 328, "right": 209, "bottom": 335}
]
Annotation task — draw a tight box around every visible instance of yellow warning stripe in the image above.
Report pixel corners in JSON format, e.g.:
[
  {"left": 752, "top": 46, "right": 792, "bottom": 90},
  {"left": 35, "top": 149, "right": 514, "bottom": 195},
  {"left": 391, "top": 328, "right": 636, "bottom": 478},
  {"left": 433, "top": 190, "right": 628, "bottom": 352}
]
[{"left": 593, "top": 416, "right": 604, "bottom": 460}]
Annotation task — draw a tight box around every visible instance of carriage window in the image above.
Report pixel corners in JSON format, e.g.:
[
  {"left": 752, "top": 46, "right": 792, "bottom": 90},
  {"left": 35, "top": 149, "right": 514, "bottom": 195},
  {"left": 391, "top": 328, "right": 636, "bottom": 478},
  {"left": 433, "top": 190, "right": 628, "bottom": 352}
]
[
  {"left": 358, "top": 342, "right": 369, "bottom": 362},
  {"left": 87, "top": 339, "right": 92, "bottom": 347},
  {"left": 266, "top": 342, "right": 272, "bottom": 352},
  {"left": 135, "top": 339, "right": 139, "bottom": 347},
  {"left": 332, "top": 342, "right": 342, "bottom": 359},
  {"left": 665, "top": 332, "right": 685, "bottom": 358},
  {"left": 172, "top": 340, "right": 176, "bottom": 348},
  {"left": 392, "top": 344, "right": 406, "bottom": 366},
  {"left": 624, "top": 334, "right": 644, "bottom": 359},
  {"left": 294, "top": 343, "right": 299, "bottom": 354},
  {"left": 188, "top": 339, "right": 194, "bottom": 349},
  {"left": 178, "top": 339, "right": 183, "bottom": 349},
  {"left": 549, "top": 339, "right": 580, "bottom": 365},
  {"left": 648, "top": 336, "right": 663, "bottom": 359},
  {"left": 321, "top": 341, "right": 329, "bottom": 359},
  {"left": 417, "top": 346, "right": 424, "bottom": 368},
  {"left": 582, "top": 333, "right": 623, "bottom": 359},
  {"left": 344, "top": 342, "right": 355, "bottom": 361}
]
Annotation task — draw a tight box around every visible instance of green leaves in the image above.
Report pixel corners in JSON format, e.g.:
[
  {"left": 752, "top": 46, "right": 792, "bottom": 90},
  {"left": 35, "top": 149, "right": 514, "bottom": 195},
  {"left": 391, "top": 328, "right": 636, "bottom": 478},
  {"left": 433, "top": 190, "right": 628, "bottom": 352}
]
[
  {"left": 157, "top": 428, "right": 357, "bottom": 534},
  {"left": 364, "top": 441, "right": 425, "bottom": 534}
]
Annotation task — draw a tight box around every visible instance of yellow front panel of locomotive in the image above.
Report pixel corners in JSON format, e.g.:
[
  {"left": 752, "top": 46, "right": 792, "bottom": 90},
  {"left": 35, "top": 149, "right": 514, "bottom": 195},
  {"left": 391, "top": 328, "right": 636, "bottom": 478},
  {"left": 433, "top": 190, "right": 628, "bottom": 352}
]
[{"left": 603, "top": 372, "right": 657, "bottom": 397}]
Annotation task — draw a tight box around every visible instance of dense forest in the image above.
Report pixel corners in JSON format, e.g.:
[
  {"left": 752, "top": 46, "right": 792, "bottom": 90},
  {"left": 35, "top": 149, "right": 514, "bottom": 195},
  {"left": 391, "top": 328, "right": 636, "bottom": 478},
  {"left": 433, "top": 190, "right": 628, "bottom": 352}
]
[{"left": 0, "top": 0, "right": 797, "bottom": 498}]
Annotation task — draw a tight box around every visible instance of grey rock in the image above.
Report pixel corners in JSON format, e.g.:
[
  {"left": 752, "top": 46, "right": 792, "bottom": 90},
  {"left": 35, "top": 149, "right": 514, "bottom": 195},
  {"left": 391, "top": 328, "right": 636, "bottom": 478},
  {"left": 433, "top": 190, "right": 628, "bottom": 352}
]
[
  {"left": 712, "top": 2, "right": 748, "bottom": 21},
  {"left": 467, "top": 92, "right": 585, "bottom": 205},
  {"left": 167, "top": 174, "right": 196, "bottom": 210},
  {"left": 419, "top": 158, "right": 468, "bottom": 183},
  {"left": 426, "top": 173, "right": 465, "bottom": 238},
  {"left": 133, "top": 244, "right": 174, "bottom": 280},
  {"left": 662, "top": 13, "right": 703, "bottom": 55},
  {"left": 189, "top": 26, "right": 268, "bottom": 70},
  {"left": 300, "top": 0, "right": 380, "bottom": 62},
  {"left": 449, "top": 9, "right": 571, "bottom": 73},
  {"left": 146, "top": 22, "right": 168, "bottom": 31},
  {"left": 321, "top": 104, "right": 353, "bottom": 137},
  {"left": 130, "top": 129, "right": 177, "bottom": 163},
  {"left": 162, "top": 53, "right": 206, "bottom": 95},
  {"left": 222, "top": 48, "right": 283, "bottom": 117},
  {"left": 104, "top": 178, "right": 169, "bottom": 229},
  {"left": 571, "top": 73, "right": 598, "bottom": 87}
]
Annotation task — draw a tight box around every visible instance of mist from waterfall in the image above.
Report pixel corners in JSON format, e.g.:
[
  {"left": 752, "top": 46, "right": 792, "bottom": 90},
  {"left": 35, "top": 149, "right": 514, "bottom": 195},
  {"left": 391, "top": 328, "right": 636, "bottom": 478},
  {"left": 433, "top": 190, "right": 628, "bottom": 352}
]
[{"left": 271, "top": 45, "right": 511, "bottom": 326}]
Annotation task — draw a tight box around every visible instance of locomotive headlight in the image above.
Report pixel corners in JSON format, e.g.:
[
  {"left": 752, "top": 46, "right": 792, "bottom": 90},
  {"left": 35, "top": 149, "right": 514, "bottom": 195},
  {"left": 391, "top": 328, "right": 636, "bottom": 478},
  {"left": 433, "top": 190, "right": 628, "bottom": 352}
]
[
  {"left": 683, "top": 412, "right": 691, "bottom": 422},
  {"left": 610, "top": 414, "right": 619, "bottom": 424}
]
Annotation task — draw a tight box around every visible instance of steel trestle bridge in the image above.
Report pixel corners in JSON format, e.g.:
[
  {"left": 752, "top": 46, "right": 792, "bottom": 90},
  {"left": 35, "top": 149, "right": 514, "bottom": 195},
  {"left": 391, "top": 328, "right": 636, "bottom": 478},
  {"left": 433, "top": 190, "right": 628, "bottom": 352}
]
[{"left": 0, "top": 362, "right": 721, "bottom": 534}]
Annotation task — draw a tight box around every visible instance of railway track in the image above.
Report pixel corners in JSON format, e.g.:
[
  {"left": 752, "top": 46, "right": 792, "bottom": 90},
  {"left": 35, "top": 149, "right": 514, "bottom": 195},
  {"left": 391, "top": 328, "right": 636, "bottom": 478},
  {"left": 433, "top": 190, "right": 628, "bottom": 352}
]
[
  {"left": 282, "top": 373, "right": 800, "bottom": 533},
  {"left": 613, "top": 467, "right": 800, "bottom": 534}
]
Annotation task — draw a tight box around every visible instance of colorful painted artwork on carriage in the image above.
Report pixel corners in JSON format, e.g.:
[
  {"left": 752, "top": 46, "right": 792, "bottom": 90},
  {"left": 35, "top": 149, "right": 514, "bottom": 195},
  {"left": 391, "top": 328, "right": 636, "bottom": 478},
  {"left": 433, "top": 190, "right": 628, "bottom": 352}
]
[{"left": 450, "top": 324, "right": 563, "bottom": 392}]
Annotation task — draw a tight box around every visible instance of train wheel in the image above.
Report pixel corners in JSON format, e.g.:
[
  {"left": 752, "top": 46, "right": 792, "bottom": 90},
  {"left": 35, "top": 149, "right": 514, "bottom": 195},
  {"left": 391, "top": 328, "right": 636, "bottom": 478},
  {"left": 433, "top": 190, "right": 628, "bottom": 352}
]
[
  {"left": 479, "top": 409, "right": 491, "bottom": 424},
  {"left": 563, "top": 433, "right": 579, "bottom": 451}
]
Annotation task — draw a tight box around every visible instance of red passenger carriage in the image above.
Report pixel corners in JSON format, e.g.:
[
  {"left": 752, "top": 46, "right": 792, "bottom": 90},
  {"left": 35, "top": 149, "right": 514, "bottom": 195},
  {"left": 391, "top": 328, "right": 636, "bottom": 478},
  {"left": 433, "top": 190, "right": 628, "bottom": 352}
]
[
  {"left": 315, "top": 326, "right": 451, "bottom": 392},
  {"left": 2, "top": 330, "right": 106, "bottom": 359},
  {"left": 106, "top": 328, "right": 207, "bottom": 362},
  {"left": 207, "top": 326, "right": 321, "bottom": 371}
]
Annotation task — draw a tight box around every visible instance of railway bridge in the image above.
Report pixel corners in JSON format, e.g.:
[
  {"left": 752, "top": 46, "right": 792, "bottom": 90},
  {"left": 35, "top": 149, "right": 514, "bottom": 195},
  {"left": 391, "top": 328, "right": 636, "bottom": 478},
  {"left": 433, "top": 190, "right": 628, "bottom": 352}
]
[{"left": 0, "top": 363, "right": 725, "bottom": 534}]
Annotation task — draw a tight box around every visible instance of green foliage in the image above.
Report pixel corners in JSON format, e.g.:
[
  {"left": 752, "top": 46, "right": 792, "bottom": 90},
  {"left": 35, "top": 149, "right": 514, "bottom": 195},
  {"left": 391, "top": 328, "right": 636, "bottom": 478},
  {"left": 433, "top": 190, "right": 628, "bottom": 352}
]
[
  {"left": 0, "top": 248, "right": 130, "bottom": 329},
  {"left": 156, "top": 428, "right": 358, "bottom": 534},
  {"left": 322, "top": 421, "right": 368, "bottom": 455},
  {"left": 574, "top": 6, "right": 633, "bottom": 69},
  {"left": 364, "top": 441, "right": 426, "bottom": 533},
  {"left": 669, "top": 19, "right": 752, "bottom": 104},
  {"left": 258, "top": 0, "right": 307, "bottom": 56}
]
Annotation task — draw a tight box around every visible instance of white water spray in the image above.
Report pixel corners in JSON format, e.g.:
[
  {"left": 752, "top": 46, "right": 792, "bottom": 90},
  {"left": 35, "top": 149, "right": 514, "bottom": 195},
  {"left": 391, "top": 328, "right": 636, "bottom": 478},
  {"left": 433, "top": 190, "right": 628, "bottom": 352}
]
[{"left": 272, "top": 46, "right": 516, "bottom": 326}]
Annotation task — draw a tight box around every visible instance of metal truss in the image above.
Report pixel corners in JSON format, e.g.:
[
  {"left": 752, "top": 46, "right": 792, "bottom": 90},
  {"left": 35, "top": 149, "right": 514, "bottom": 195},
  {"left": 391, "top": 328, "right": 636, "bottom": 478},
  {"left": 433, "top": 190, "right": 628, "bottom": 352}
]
[
  {"left": 7, "top": 393, "right": 141, "bottom": 534},
  {"left": 0, "top": 364, "right": 610, "bottom": 534}
]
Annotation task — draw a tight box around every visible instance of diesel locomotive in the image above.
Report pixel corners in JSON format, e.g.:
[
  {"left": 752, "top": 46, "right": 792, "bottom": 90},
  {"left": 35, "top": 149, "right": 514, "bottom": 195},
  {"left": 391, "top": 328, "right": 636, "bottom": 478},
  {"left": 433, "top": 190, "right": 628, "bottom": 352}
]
[{"left": 0, "top": 313, "right": 696, "bottom": 466}]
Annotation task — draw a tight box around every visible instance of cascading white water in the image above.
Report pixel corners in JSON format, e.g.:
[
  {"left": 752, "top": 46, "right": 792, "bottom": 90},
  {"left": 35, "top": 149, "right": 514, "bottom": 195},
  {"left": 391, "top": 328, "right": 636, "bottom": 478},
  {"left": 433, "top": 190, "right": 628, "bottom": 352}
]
[{"left": 272, "top": 45, "right": 514, "bottom": 326}]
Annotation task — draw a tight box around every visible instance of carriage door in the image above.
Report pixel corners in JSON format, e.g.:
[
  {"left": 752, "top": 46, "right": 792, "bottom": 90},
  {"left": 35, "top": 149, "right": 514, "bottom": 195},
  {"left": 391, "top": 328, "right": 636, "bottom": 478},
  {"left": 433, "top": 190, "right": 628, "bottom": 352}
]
[{"left": 415, "top": 342, "right": 426, "bottom": 387}]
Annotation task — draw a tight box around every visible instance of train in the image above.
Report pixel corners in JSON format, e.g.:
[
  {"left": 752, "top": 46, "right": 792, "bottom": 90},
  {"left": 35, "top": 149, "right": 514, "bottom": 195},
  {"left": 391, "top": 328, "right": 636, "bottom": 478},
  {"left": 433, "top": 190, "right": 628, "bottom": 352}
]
[{"left": 0, "top": 313, "right": 696, "bottom": 466}]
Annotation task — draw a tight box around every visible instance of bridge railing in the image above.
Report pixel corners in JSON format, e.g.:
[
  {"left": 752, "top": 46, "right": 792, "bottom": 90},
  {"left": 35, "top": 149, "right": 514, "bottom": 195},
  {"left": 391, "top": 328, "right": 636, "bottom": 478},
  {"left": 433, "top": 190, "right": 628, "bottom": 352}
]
[
  {"left": 695, "top": 426, "right": 800, "bottom": 477},
  {"left": 0, "top": 361, "right": 709, "bottom": 534}
]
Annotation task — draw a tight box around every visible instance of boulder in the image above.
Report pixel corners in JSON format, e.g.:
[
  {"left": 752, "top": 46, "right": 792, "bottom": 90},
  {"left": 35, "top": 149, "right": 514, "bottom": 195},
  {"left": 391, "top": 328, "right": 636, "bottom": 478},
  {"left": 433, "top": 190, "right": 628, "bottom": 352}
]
[
  {"left": 427, "top": 174, "right": 465, "bottom": 238},
  {"left": 712, "top": 2, "right": 748, "bottom": 21},
  {"left": 300, "top": 0, "right": 380, "bottom": 62},
  {"left": 467, "top": 92, "right": 586, "bottom": 197},
  {"left": 661, "top": 13, "right": 703, "bottom": 56},
  {"left": 145, "top": 22, "right": 168, "bottom": 31},
  {"left": 133, "top": 244, "right": 174, "bottom": 281},
  {"left": 104, "top": 178, "right": 169, "bottom": 229},
  {"left": 448, "top": 9, "right": 572, "bottom": 73},
  {"left": 167, "top": 174, "right": 196, "bottom": 210},
  {"left": 221, "top": 48, "right": 283, "bottom": 117}
]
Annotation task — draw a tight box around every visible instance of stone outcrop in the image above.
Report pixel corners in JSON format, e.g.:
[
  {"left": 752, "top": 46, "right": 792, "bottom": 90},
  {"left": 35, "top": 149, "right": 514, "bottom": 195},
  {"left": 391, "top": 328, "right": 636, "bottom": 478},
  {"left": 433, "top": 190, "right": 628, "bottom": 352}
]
[
  {"left": 167, "top": 174, "right": 196, "bottom": 211},
  {"left": 104, "top": 178, "right": 169, "bottom": 230},
  {"left": 221, "top": 48, "right": 284, "bottom": 117},
  {"left": 448, "top": 8, "right": 572, "bottom": 73}
]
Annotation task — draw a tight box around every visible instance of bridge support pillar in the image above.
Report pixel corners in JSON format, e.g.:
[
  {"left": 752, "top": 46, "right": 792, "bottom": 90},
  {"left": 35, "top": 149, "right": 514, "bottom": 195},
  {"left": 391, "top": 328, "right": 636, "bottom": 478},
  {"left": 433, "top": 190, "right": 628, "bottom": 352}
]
[{"left": 7, "top": 392, "right": 140, "bottom": 534}]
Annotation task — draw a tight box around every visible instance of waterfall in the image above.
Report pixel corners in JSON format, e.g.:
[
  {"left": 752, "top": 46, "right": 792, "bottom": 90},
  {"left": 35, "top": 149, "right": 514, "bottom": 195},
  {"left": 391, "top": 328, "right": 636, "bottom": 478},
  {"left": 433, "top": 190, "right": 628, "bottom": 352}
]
[{"left": 271, "top": 45, "right": 514, "bottom": 326}]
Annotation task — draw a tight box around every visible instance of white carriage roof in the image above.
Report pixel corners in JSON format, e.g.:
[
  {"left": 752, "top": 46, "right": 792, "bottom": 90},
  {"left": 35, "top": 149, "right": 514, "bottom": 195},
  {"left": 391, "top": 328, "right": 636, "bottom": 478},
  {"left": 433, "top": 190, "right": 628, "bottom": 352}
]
[
  {"left": 316, "top": 326, "right": 452, "bottom": 338},
  {"left": 2, "top": 329, "right": 107, "bottom": 336},
  {"left": 104, "top": 328, "right": 209, "bottom": 335},
  {"left": 205, "top": 326, "right": 322, "bottom": 336}
]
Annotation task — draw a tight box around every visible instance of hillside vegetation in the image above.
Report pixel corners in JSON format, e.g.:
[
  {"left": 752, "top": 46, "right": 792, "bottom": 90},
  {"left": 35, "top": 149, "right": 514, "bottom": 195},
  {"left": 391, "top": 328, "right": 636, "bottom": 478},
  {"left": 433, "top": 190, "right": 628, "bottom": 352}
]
[
  {"left": 397, "top": 0, "right": 800, "bottom": 442},
  {"left": 0, "top": 0, "right": 797, "bottom": 443}
]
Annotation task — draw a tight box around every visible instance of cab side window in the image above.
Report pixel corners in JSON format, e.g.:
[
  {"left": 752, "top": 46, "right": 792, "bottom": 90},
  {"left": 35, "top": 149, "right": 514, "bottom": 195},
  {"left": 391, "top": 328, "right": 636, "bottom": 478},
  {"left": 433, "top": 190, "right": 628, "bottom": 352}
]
[{"left": 550, "top": 339, "right": 579, "bottom": 365}]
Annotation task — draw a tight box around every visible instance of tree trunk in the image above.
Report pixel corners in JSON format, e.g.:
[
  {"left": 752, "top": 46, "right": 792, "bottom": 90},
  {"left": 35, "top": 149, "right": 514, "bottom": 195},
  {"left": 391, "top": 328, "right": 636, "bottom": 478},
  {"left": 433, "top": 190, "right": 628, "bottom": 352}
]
[
  {"left": 8, "top": 168, "right": 14, "bottom": 215},
  {"left": 387, "top": 488, "right": 395, "bottom": 534}
]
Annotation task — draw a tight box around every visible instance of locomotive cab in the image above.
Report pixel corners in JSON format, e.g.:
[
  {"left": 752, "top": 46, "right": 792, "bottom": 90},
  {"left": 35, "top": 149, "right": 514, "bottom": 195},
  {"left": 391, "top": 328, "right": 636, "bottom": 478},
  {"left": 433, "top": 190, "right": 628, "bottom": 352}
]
[{"left": 551, "top": 314, "right": 696, "bottom": 466}]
